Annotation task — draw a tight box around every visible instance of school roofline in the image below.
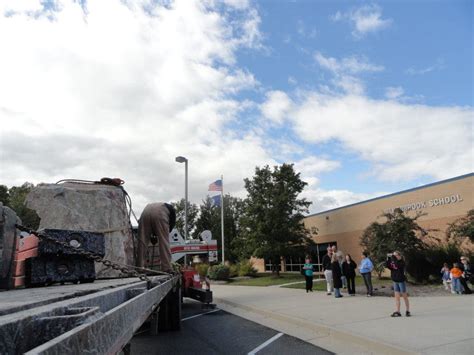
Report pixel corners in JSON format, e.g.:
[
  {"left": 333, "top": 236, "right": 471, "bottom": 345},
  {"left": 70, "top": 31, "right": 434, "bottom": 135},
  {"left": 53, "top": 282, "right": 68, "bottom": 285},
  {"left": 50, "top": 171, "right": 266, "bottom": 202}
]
[{"left": 305, "top": 172, "right": 474, "bottom": 218}]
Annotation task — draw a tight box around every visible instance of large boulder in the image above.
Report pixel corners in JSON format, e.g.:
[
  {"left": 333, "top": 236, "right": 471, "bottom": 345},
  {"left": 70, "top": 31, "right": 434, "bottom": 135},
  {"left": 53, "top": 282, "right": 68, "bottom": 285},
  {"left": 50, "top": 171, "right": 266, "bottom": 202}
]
[
  {"left": 0, "top": 203, "right": 21, "bottom": 289},
  {"left": 26, "top": 183, "right": 135, "bottom": 278}
]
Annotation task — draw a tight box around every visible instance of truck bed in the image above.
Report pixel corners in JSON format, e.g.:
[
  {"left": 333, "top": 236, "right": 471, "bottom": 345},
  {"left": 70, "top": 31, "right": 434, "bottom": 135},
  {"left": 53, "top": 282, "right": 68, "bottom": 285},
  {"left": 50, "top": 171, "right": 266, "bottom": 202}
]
[
  {"left": 0, "top": 277, "right": 148, "bottom": 316},
  {"left": 0, "top": 275, "right": 180, "bottom": 354}
]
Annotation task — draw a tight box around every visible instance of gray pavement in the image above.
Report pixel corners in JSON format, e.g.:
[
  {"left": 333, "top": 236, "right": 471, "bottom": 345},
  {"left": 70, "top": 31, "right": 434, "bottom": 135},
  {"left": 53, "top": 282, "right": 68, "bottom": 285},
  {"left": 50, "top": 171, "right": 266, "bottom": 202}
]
[
  {"left": 212, "top": 284, "right": 474, "bottom": 355},
  {"left": 131, "top": 299, "right": 331, "bottom": 354}
]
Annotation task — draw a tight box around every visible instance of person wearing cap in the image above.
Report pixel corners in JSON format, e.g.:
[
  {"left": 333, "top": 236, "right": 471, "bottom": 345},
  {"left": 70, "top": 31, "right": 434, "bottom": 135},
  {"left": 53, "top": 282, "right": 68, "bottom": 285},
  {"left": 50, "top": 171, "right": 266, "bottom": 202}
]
[{"left": 386, "top": 251, "right": 411, "bottom": 317}]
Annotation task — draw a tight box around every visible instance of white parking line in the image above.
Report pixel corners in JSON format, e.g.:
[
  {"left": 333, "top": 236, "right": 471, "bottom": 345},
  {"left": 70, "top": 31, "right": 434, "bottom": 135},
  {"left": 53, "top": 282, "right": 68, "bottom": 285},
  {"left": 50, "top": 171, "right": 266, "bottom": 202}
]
[
  {"left": 181, "top": 309, "right": 220, "bottom": 321},
  {"left": 247, "top": 332, "right": 284, "bottom": 355}
]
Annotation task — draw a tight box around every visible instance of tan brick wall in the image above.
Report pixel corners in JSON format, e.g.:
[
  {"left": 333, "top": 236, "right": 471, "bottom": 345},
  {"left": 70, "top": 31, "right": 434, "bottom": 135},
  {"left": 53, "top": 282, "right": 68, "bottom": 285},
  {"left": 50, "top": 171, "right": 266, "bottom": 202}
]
[
  {"left": 253, "top": 174, "right": 473, "bottom": 270},
  {"left": 305, "top": 175, "right": 473, "bottom": 264}
]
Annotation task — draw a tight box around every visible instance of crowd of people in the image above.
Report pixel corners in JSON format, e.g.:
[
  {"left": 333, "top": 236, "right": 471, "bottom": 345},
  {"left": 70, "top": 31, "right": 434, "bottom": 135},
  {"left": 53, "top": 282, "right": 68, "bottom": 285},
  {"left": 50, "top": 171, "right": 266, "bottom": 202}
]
[
  {"left": 440, "top": 256, "right": 472, "bottom": 295},
  {"left": 303, "top": 246, "right": 473, "bottom": 317},
  {"left": 318, "top": 246, "right": 374, "bottom": 298}
]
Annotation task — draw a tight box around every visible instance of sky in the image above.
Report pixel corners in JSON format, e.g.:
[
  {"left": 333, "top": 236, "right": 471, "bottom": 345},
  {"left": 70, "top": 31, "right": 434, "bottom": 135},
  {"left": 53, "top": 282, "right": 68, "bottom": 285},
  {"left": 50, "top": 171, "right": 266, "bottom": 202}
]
[{"left": 0, "top": 0, "right": 472, "bottom": 215}]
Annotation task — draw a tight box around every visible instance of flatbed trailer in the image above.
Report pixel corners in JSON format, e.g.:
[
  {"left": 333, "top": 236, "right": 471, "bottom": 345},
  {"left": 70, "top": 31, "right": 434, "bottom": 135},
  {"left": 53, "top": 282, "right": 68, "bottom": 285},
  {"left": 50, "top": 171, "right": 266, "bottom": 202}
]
[{"left": 0, "top": 275, "right": 181, "bottom": 354}]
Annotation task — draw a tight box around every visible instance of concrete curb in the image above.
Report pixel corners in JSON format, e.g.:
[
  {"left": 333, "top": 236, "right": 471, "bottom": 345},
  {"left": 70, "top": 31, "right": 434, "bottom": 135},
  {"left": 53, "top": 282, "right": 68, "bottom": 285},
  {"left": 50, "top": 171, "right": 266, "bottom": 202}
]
[{"left": 215, "top": 297, "right": 418, "bottom": 355}]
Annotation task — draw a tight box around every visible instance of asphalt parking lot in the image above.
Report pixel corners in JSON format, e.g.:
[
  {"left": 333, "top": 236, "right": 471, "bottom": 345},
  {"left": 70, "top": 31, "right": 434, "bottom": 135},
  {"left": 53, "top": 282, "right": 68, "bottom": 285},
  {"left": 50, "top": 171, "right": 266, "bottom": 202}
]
[{"left": 131, "top": 299, "right": 333, "bottom": 355}]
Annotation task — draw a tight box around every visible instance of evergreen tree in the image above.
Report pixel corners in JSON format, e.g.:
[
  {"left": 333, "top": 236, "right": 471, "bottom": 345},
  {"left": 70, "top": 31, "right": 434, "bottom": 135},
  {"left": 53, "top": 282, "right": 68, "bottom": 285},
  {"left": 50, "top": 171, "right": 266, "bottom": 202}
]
[
  {"left": 0, "top": 185, "right": 9, "bottom": 206},
  {"left": 238, "top": 164, "right": 313, "bottom": 275},
  {"left": 447, "top": 209, "right": 474, "bottom": 243},
  {"left": 171, "top": 198, "right": 198, "bottom": 239},
  {"left": 195, "top": 195, "right": 244, "bottom": 263},
  {"left": 3, "top": 182, "right": 40, "bottom": 229},
  {"left": 360, "top": 208, "right": 430, "bottom": 279}
]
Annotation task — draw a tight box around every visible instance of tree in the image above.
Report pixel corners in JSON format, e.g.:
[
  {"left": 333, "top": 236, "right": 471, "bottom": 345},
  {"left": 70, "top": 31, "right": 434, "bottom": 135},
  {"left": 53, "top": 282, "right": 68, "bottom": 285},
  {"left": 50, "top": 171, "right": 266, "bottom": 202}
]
[
  {"left": 238, "top": 164, "right": 313, "bottom": 276},
  {"left": 3, "top": 182, "right": 40, "bottom": 229},
  {"left": 194, "top": 196, "right": 216, "bottom": 239},
  {"left": 360, "top": 208, "right": 429, "bottom": 279},
  {"left": 0, "top": 185, "right": 9, "bottom": 206},
  {"left": 446, "top": 209, "right": 474, "bottom": 244},
  {"left": 171, "top": 198, "right": 198, "bottom": 239},
  {"left": 194, "top": 195, "right": 244, "bottom": 263}
]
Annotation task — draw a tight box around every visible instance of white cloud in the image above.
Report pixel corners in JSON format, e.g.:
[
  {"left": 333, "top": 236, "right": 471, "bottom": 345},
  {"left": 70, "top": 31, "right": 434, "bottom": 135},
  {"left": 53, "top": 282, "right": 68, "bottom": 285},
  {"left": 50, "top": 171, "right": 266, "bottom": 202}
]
[
  {"left": 304, "top": 188, "right": 385, "bottom": 214},
  {"left": 314, "top": 52, "right": 384, "bottom": 74},
  {"left": 406, "top": 59, "right": 445, "bottom": 75},
  {"left": 314, "top": 52, "right": 383, "bottom": 95},
  {"left": 260, "top": 90, "right": 292, "bottom": 124},
  {"left": 385, "top": 86, "right": 404, "bottom": 100},
  {"left": 0, "top": 0, "right": 268, "bottom": 214},
  {"left": 290, "top": 93, "right": 473, "bottom": 182},
  {"left": 332, "top": 4, "right": 392, "bottom": 39},
  {"left": 297, "top": 20, "right": 318, "bottom": 39},
  {"left": 294, "top": 156, "right": 340, "bottom": 176}
]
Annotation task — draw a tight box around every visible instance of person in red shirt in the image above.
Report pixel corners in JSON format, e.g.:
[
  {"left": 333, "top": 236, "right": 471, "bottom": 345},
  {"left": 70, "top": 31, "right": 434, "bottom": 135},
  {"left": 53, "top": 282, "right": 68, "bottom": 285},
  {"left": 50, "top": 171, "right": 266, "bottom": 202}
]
[{"left": 450, "top": 263, "right": 463, "bottom": 294}]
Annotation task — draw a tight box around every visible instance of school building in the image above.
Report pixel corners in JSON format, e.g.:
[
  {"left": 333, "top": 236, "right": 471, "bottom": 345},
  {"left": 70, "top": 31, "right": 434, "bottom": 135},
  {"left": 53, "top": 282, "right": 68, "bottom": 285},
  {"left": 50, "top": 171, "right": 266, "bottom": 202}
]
[{"left": 252, "top": 173, "right": 474, "bottom": 273}]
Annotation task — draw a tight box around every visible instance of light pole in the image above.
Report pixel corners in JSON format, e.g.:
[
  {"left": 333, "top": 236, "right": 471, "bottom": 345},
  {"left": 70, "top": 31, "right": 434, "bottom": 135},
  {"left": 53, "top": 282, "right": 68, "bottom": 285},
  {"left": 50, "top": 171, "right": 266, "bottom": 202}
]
[{"left": 175, "top": 156, "right": 188, "bottom": 265}]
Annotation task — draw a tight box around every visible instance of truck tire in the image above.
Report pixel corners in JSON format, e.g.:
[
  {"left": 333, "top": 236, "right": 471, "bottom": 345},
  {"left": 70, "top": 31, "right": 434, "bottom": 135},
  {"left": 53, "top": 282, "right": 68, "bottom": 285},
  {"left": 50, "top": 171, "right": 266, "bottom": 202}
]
[
  {"left": 158, "top": 286, "right": 182, "bottom": 331},
  {"left": 169, "top": 286, "right": 182, "bottom": 331}
]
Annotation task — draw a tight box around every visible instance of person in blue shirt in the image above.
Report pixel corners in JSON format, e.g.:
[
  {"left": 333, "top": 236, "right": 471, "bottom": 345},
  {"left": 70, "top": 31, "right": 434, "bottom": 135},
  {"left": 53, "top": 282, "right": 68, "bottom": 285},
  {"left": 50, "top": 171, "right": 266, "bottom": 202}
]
[
  {"left": 302, "top": 256, "right": 314, "bottom": 292},
  {"left": 359, "top": 251, "right": 374, "bottom": 297}
]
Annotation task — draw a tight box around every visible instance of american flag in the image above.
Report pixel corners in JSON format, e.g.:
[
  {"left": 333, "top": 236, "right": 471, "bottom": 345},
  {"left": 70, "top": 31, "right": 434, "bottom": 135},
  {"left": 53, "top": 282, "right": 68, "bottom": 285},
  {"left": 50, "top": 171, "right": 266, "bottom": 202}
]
[
  {"left": 211, "top": 195, "right": 221, "bottom": 207},
  {"left": 208, "top": 179, "right": 223, "bottom": 191}
]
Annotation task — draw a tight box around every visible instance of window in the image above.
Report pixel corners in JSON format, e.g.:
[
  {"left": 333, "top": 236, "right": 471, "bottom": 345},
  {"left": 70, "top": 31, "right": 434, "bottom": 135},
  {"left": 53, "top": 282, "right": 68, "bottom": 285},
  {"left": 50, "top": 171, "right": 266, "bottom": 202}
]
[
  {"left": 264, "top": 258, "right": 280, "bottom": 272},
  {"left": 284, "top": 256, "right": 304, "bottom": 272}
]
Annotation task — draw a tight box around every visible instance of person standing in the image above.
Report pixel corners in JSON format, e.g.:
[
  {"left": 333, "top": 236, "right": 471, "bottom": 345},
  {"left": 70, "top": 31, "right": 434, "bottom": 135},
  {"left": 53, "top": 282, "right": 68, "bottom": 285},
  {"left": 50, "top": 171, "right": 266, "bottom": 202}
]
[
  {"left": 331, "top": 254, "right": 343, "bottom": 298},
  {"left": 359, "top": 251, "right": 374, "bottom": 297},
  {"left": 137, "top": 202, "right": 176, "bottom": 272},
  {"left": 342, "top": 254, "right": 357, "bottom": 296},
  {"left": 386, "top": 251, "right": 410, "bottom": 317},
  {"left": 450, "top": 263, "right": 464, "bottom": 295},
  {"left": 459, "top": 256, "right": 472, "bottom": 294},
  {"left": 303, "top": 256, "right": 314, "bottom": 293},
  {"left": 332, "top": 245, "right": 346, "bottom": 289},
  {"left": 322, "top": 247, "right": 334, "bottom": 295},
  {"left": 440, "top": 263, "right": 452, "bottom": 292}
]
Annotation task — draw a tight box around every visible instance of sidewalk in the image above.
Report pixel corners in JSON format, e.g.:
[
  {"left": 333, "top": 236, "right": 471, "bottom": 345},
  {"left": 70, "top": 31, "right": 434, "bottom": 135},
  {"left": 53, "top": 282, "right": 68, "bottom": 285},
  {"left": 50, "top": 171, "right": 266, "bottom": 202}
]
[{"left": 212, "top": 285, "right": 473, "bottom": 355}]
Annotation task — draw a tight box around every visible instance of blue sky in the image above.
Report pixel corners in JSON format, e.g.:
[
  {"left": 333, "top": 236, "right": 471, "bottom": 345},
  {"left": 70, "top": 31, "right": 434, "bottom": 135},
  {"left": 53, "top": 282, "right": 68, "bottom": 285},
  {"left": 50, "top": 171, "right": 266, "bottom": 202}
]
[
  {"left": 0, "top": 0, "right": 472, "bottom": 214},
  {"left": 235, "top": 0, "right": 473, "bottom": 195},
  {"left": 243, "top": 0, "right": 472, "bottom": 106}
]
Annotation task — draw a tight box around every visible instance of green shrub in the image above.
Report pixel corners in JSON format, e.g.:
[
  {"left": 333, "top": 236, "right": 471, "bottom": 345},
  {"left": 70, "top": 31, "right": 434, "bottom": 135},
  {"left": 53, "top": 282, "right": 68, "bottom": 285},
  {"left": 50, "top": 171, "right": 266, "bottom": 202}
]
[
  {"left": 405, "top": 243, "right": 467, "bottom": 283},
  {"left": 229, "top": 264, "right": 239, "bottom": 278},
  {"left": 238, "top": 260, "right": 258, "bottom": 277},
  {"left": 195, "top": 263, "right": 209, "bottom": 278},
  {"left": 208, "top": 264, "right": 230, "bottom": 280}
]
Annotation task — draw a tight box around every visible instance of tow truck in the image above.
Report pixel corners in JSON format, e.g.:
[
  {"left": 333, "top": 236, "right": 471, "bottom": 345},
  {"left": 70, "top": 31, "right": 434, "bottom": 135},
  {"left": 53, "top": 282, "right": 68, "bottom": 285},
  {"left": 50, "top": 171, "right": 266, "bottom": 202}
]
[{"left": 0, "top": 182, "right": 217, "bottom": 354}]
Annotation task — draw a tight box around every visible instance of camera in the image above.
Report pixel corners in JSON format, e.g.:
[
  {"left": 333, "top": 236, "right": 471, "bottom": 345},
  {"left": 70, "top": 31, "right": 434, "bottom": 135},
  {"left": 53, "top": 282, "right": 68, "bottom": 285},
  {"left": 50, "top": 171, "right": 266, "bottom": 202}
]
[{"left": 387, "top": 253, "right": 393, "bottom": 257}]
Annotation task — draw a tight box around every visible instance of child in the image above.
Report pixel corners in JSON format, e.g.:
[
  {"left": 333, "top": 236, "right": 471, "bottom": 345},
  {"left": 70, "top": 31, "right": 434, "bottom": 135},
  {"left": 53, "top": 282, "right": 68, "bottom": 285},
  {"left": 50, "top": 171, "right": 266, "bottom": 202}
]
[
  {"left": 450, "top": 263, "right": 463, "bottom": 294},
  {"left": 440, "top": 263, "right": 451, "bottom": 292}
]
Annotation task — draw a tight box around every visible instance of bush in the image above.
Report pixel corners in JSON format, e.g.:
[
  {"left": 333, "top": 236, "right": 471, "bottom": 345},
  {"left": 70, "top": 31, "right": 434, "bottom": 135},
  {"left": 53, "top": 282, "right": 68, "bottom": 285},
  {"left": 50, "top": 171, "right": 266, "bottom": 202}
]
[
  {"left": 208, "top": 264, "right": 230, "bottom": 280},
  {"left": 405, "top": 243, "right": 466, "bottom": 283},
  {"left": 238, "top": 260, "right": 258, "bottom": 277},
  {"left": 195, "top": 263, "right": 209, "bottom": 278},
  {"left": 229, "top": 264, "right": 239, "bottom": 278}
]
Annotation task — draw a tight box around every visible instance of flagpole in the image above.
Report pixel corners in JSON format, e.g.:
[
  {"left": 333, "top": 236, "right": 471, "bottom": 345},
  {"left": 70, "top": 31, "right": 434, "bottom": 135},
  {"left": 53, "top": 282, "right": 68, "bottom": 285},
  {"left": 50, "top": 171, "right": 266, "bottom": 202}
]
[{"left": 221, "top": 175, "right": 225, "bottom": 264}]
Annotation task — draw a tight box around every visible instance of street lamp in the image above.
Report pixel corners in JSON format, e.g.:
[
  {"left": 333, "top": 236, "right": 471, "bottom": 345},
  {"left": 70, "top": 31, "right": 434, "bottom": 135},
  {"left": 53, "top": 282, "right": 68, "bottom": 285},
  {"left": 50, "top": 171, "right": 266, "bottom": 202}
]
[{"left": 175, "top": 156, "right": 188, "bottom": 264}]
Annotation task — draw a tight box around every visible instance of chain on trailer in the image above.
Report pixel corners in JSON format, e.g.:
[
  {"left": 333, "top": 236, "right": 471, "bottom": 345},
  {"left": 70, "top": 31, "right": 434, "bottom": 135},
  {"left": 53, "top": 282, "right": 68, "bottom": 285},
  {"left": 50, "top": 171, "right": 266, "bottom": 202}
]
[{"left": 15, "top": 224, "right": 173, "bottom": 286}]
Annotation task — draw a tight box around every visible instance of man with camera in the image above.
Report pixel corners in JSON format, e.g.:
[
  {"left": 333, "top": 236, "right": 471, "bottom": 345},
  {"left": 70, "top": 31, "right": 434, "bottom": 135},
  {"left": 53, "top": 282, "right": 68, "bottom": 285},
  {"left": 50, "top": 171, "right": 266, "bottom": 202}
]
[{"left": 386, "top": 251, "right": 411, "bottom": 317}]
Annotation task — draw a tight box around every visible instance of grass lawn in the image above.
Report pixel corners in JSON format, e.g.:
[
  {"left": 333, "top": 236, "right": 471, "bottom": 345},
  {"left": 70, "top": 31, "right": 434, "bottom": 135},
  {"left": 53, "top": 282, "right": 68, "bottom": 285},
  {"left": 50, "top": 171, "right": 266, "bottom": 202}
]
[
  {"left": 227, "top": 273, "right": 305, "bottom": 286},
  {"left": 283, "top": 275, "right": 393, "bottom": 291}
]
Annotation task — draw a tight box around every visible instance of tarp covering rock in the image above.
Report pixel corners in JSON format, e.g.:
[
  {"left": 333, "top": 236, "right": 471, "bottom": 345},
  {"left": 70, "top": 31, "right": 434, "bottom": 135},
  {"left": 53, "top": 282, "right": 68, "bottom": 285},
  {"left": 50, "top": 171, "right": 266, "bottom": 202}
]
[{"left": 26, "top": 183, "right": 135, "bottom": 278}]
